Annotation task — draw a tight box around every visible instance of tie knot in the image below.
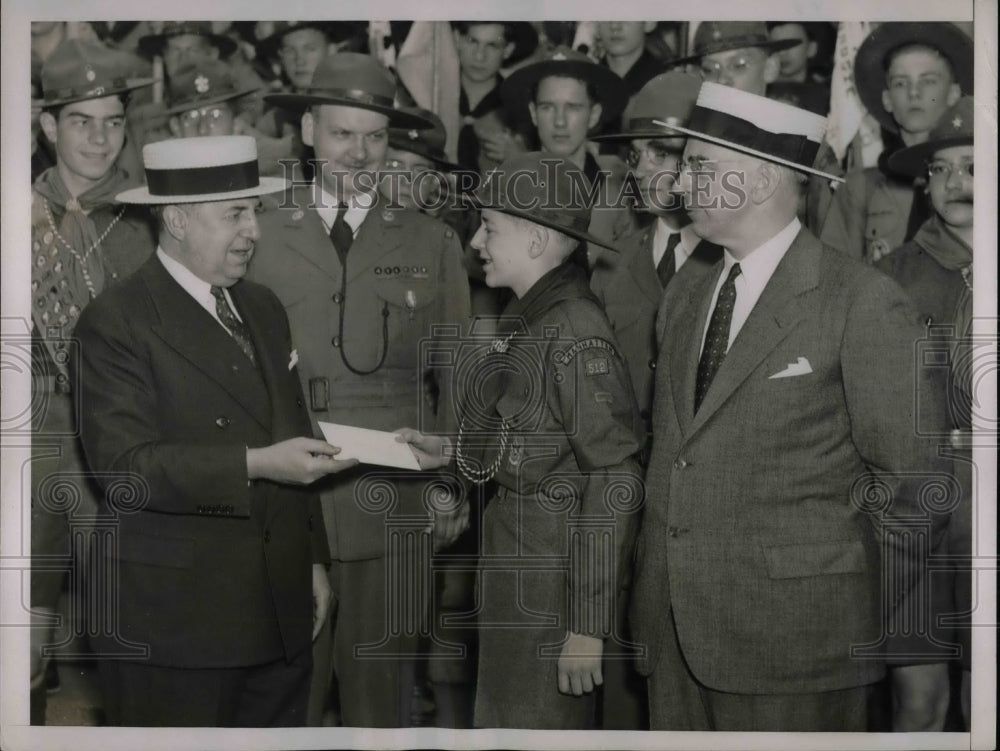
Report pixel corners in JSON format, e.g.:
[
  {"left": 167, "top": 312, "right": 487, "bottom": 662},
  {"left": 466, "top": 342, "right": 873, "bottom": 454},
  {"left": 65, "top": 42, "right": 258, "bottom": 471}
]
[
  {"left": 210, "top": 285, "right": 226, "bottom": 301},
  {"left": 726, "top": 263, "right": 742, "bottom": 283}
]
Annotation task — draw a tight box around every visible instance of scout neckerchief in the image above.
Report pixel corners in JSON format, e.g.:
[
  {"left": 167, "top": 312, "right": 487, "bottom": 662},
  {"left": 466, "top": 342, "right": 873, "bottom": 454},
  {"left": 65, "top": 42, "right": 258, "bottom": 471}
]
[{"left": 31, "top": 165, "right": 131, "bottom": 377}]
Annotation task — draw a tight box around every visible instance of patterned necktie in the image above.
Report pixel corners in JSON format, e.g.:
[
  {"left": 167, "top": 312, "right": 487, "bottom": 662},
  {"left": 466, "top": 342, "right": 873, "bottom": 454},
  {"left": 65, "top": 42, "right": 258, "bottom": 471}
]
[
  {"left": 694, "top": 263, "right": 741, "bottom": 411},
  {"left": 329, "top": 201, "right": 353, "bottom": 264},
  {"left": 656, "top": 232, "right": 682, "bottom": 288},
  {"left": 210, "top": 286, "right": 257, "bottom": 366}
]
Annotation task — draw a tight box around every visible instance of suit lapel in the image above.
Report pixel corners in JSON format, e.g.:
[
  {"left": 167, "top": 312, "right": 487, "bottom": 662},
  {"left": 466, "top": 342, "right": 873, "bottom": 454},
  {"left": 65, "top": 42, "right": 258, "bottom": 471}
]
[
  {"left": 687, "top": 229, "right": 821, "bottom": 435},
  {"left": 143, "top": 259, "right": 271, "bottom": 429},
  {"left": 346, "top": 203, "right": 405, "bottom": 284},
  {"left": 628, "top": 229, "right": 664, "bottom": 307},
  {"left": 668, "top": 263, "right": 721, "bottom": 435}
]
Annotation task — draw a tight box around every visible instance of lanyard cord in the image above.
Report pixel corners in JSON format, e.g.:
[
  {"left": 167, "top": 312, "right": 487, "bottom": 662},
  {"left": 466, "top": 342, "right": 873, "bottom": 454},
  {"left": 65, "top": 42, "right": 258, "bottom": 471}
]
[{"left": 335, "top": 266, "right": 390, "bottom": 375}]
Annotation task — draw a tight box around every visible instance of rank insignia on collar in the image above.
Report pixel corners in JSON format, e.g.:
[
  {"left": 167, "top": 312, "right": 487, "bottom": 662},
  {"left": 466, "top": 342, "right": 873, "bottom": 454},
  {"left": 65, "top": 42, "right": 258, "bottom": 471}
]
[
  {"left": 291, "top": 209, "right": 304, "bottom": 221},
  {"left": 382, "top": 210, "right": 394, "bottom": 222},
  {"left": 85, "top": 67, "right": 96, "bottom": 82},
  {"left": 195, "top": 74, "right": 210, "bottom": 93}
]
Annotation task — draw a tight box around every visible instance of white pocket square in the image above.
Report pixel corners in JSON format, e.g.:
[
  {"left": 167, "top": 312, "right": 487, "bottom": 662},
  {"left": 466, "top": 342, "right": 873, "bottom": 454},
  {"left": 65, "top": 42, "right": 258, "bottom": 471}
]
[
  {"left": 768, "top": 356, "right": 812, "bottom": 379},
  {"left": 288, "top": 349, "right": 299, "bottom": 370}
]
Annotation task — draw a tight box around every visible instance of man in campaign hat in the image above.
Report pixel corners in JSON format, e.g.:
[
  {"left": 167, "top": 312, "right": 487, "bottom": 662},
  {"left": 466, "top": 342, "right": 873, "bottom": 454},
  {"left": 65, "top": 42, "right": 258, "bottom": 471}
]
[
  {"left": 29, "top": 38, "right": 157, "bottom": 719},
  {"left": 820, "top": 22, "right": 972, "bottom": 264},
  {"left": 400, "top": 151, "right": 644, "bottom": 729},
  {"left": 630, "top": 82, "right": 951, "bottom": 730},
  {"left": 249, "top": 52, "right": 471, "bottom": 727},
  {"left": 672, "top": 21, "right": 796, "bottom": 94},
  {"left": 73, "top": 135, "right": 354, "bottom": 726},
  {"left": 163, "top": 59, "right": 258, "bottom": 138}
]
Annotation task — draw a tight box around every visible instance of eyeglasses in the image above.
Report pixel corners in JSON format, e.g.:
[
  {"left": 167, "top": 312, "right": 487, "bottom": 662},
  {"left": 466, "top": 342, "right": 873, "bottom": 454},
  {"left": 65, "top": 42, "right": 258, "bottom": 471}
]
[
  {"left": 678, "top": 155, "right": 746, "bottom": 173},
  {"left": 626, "top": 143, "right": 679, "bottom": 169},
  {"left": 699, "top": 54, "right": 765, "bottom": 81},
  {"left": 927, "top": 161, "right": 974, "bottom": 180},
  {"left": 181, "top": 106, "right": 230, "bottom": 123}
]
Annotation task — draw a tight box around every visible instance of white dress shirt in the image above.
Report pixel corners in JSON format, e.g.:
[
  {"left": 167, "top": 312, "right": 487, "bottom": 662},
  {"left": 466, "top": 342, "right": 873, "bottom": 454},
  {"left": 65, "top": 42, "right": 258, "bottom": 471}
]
[
  {"left": 701, "top": 217, "right": 801, "bottom": 352},
  {"left": 314, "top": 183, "right": 372, "bottom": 238},
  {"left": 157, "top": 247, "right": 243, "bottom": 330},
  {"left": 651, "top": 217, "right": 699, "bottom": 272}
]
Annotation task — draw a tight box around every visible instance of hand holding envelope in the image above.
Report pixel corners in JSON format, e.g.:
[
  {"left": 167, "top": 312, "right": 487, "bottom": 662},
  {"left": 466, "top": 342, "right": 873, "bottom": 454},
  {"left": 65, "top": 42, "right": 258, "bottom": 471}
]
[
  {"left": 394, "top": 428, "right": 453, "bottom": 471},
  {"left": 317, "top": 422, "right": 422, "bottom": 470}
]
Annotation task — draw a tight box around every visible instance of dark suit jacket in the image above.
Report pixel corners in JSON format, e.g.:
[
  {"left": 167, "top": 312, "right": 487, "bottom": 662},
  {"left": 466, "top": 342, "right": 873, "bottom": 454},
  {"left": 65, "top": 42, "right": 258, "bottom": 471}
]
[
  {"left": 631, "top": 227, "right": 951, "bottom": 694},
  {"left": 73, "top": 256, "right": 328, "bottom": 669}
]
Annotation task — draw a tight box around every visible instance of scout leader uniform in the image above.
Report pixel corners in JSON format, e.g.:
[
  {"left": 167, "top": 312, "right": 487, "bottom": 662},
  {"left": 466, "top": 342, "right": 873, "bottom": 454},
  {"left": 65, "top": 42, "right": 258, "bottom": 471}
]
[
  {"left": 250, "top": 53, "right": 471, "bottom": 728},
  {"left": 456, "top": 154, "right": 644, "bottom": 729},
  {"left": 501, "top": 47, "right": 634, "bottom": 267},
  {"left": 819, "top": 23, "right": 973, "bottom": 262},
  {"left": 30, "top": 39, "right": 155, "bottom": 641}
]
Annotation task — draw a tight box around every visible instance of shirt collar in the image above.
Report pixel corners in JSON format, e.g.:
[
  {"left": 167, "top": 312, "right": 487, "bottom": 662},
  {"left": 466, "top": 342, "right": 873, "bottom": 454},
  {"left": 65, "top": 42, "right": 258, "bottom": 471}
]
[
  {"left": 157, "top": 246, "right": 214, "bottom": 307},
  {"left": 722, "top": 216, "right": 801, "bottom": 290},
  {"left": 314, "top": 181, "right": 374, "bottom": 234}
]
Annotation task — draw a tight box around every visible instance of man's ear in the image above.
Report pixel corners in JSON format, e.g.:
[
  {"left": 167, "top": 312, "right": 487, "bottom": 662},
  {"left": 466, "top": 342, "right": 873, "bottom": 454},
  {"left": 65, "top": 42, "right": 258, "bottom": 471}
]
[
  {"left": 749, "top": 162, "right": 782, "bottom": 205},
  {"left": 39, "top": 111, "right": 59, "bottom": 145},
  {"left": 762, "top": 54, "right": 780, "bottom": 85},
  {"left": 946, "top": 81, "right": 961, "bottom": 107},
  {"left": 526, "top": 223, "right": 548, "bottom": 259},
  {"left": 161, "top": 204, "right": 190, "bottom": 243},
  {"left": 587, "top": 102, "right": 603, "bottom": 130},
  {"left": 881, "top": 88, "right": 895, "bottom": 115},
  {"left": 502, "top": 41, "right": 516, "bottom": 63},
  {"left": 528, "top": 101, "right": 538, "bottom": 129},
  {"left": 806, "top": 40, "right": 818, "bottom": 60},
  {"left": 301, "top": 110, "right": 315, "bottom": 147}
]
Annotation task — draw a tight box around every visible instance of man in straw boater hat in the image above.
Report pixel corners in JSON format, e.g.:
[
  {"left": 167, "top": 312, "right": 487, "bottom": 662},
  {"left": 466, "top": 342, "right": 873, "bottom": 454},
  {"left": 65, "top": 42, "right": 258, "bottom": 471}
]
[
  {"left": 72, "top": 135, "right": 354, "bottom": 726},
  {"left": 820, "top": 22, "right": 973, "bottom": 264},
  {"left": 878, "top": 96, "right": 975, "bottom": 731},
  {"left": 628, "top": 81, "right": 952, "bottom": 731},
  {"left": 501, "top": 46, "right": 632, "bottom": 268},
  {"left": 249, "top": 52, "right": 471, "bottom": 727},
  {"left": 398, "top": 152, "right": 644, "bottom": 729},
  {"left": 28, "top": 37, "right": 156, "bottom": 719}
]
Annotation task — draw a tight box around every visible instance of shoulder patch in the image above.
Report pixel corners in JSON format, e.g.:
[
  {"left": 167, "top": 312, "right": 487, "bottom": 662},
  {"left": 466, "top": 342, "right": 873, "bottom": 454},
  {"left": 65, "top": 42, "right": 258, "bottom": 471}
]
[{"left": 552, "top": 337, "right": 619, "bottom": 366}]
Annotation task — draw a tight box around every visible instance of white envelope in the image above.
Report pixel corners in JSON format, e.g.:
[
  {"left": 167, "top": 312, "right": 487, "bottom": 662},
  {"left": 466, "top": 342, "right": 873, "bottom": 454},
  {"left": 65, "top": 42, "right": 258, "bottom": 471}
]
[
  {"left": 768, "top": 356, "right": 813, "bottom": 379},
  {"left": 318, "top": 422, "right": 421, "bottom": 470}
]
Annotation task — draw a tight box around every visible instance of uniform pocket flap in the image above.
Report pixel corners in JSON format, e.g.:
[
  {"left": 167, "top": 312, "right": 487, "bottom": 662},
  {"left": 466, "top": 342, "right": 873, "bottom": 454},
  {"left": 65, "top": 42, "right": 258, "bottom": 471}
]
[
  {"left": 763, "top": 540, "right": 866, "bottom": 579},
  {"left": 374, "top": 278, "right": 439, "bottom": 312},
  {"left": 115, "top": 533, "right": 196, "bottom": 569}
]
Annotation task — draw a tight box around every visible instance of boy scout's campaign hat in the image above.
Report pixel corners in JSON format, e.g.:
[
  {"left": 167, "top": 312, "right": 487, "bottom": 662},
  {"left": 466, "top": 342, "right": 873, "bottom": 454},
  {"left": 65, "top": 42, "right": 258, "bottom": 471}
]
[
  {"left": 138, "top": 21, "right": 238, "bottom": 59},
  {"left": 388, "top": 108, "right": 463, "bottom": 171},
  {"left": 163, "top": 60, "right": 257, "bottom": 116},
  {"left": 590, "top": 70, "right": 702, "bottom": 147},
  {"left": 500, "top": 46, "right": 629, "bottom": 130},
  {"left": 256, "top": 21, "right": 362, "bottom": 58},
  {"left": 470, "top": 152, "right": 620, "bottom": 250},
  {"left": 116, "top": 136, "right": 288, "bottom": 204},
  {"left": 657, "top": 81, "right": 844, "bottom": 183},
  {"left": 669, "top": 21, "right": 798, "bottom": 67},
  {"left": 888, "top": 96, "right": 974, "bottom": 178},
  {"left": 264, "top": 52, "right": 434, "bottom": 130},
  {"left": 40, "top": 39, "right": 154, "bottom": 108},
  {"left": 855, "top": 22, "right": 974, "bottom": 135},
  {"left": 451, "top": 21, "right": 539, "bottom": 66}
]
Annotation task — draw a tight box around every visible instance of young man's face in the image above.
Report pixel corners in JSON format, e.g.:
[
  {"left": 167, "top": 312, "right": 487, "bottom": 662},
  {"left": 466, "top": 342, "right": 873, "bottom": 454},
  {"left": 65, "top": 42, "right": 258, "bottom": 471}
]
[
  {"left": 279, "top": 27, "right": 330, "bottom": 90},
  {"left": 303, "top": 104, "right": 389, "bottom": 200},
  {"left": 40, "top": 95, "right": 126, "bottom": 195},
  {"left": 770, "top": 23, "right": 814, "bottom": 81},
  {"left": 881, "top": 48, "right": 961, "bottom": 138},
  {"left": 597, "top": 22, "right": 653, "bottom": 58},
  {"left": 454, "top": 24, "right": 513, "bottom": 84},
  {"left": 529, "top": 76, "right": 602, "bottom": 159},
  {"left": 469, "top": 208, "right": 534, "bottom": 296},
  {"left": 699, "top": 47, "right": 778, "bottom": 95},
  {"left": 162, "top": 34, "right": 219, "bottom": 78},
  {"left": 381, "top": 146, "right": 444, "bottom": 211},
  {"left": 926, "top": 144, "right": 973, "bottom": 232},
  {"left": 628, "top": 137, "right": 683, "bottom": 215},
  {"left": 176, "top": 198, "right": 261, "bottom": 287},
  {"left": 173, "top": 102, "right": 236, "bottom": 138}
]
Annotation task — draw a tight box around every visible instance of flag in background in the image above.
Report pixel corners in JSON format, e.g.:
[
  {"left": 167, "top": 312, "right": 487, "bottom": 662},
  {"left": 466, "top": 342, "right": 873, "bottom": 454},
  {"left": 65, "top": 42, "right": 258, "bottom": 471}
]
[{"left": 827, "top": 21, "right": 884, "bottom": 167}]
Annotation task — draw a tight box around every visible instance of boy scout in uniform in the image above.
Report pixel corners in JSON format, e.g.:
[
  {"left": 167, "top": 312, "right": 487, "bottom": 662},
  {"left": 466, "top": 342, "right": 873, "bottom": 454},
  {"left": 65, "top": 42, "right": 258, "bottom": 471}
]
[
  {"left": 400, "top": 152, "right": 644, "bottom": 729},
  {"left": 820, "top": 23, "right": 972, "bottom": 263},
  {"left": 248, "top": 53, "right": 471, "bottom": 727},
  {"left": 29, "top": 39, "right": 155, "bottom": 720}
]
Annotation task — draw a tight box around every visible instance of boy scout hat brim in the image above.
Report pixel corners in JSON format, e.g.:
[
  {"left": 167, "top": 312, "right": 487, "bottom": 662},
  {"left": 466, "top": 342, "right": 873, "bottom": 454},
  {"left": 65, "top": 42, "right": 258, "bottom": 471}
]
[
  {"left": 162, "top": 86, "right": 258, "bottom": 116},
  {"left": 264, "top": 52, "right": 435, "bottom": 130},
  {"left": 668, "top": 21, "right": 798, "bottom": 68},
  {"left": 887, "top": 95, "right": 974, "bottom": 178},
  {"left": 138, "top": 22, "right": 238, "bottom": 59},
  {"left": 590, "top": 70, "right": 701, "bottom": 144},
  {"left": 387, "top": 106, "right": 462, "bottom": 171},
  {"left": 162, "top": 60, "right": 258, "bottom": 116},
  {"left": 855, "top": 22, "right": 974, "bottom": 135},
  {"left": 40, "top": 39, "right": 154, "bottom": 107}
]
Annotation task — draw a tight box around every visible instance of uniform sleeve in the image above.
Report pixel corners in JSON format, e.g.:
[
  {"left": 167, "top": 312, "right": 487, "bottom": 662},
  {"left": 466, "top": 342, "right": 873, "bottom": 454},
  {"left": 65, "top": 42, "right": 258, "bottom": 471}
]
[
  {"left": 552, "top": 305, "right": 645, "bottom": 638},
  {"left": 819, "top": 169, "right": 868, "bottom": 261},
  {"left": 73, "top": 301, "right": 253, "bottom": 517}
]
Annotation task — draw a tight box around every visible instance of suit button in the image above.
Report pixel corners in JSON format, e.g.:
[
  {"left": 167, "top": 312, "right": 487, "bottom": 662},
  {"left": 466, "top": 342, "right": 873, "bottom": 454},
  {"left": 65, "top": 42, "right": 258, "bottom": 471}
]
[
  {"left": 263, "top": 530, "right": 271, "bottom": 544},
  {"left": 296, "top": 397, "right": 304, "bottom": 407},
  {"left": 668, "top": 526, "right": 679, "bottom": 538},
  {"left": 215, "top": 416, "right": 230, "bottom": 428},
  {"left": 673, "top": 458, "right": 688, "bottom": 470},
  {"left": 333, "top": 293, "right": 343, "bottom": 304},
  {"left": 331, "top": 336, "right": 341, "bottom": 348},
  {"left": 648, "top": 359, "right": 657, "bottom": 370}
]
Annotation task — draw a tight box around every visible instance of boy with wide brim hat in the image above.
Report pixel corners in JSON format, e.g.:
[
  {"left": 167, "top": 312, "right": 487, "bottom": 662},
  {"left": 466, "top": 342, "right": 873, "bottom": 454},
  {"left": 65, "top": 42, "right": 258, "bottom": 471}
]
[
  {"left": 399, "top": 151, "right": 643, "bottom": 729},
  {"left": 138, "top": 21, "right": 238, "bottom": 60},
  {"left": 818, "top": 22, "right": 971, "bottom": 263},
  {"left": 162, "top": 58, "right": 259, "bottom": 138},
  {"left": 879, "top": 96, "right": 975, "bottom": 730}
]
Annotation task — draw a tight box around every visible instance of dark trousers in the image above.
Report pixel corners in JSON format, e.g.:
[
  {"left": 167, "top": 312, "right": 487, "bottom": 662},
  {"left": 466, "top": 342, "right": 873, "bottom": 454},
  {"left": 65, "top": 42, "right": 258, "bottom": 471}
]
[
  {"left": 99, "top": 650, "right": 312, "bottom": 727},
  {"left": 648, "top": 608, "right": 870, "bottom": 731}
]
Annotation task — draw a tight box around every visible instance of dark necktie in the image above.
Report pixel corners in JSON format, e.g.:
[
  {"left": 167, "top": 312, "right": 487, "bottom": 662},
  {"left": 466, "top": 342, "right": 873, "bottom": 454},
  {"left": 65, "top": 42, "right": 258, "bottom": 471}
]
[
  {"left": 694, "top": 263, "right": 741, "bottom": 411},
  {"left": 656, "top": 232, "right": 682, "bottom": 288},
  {"left": 211, "top": 286, "right": 257, "bottom": 366},
  {"left": 329, "top": 201, "right": 353, "bottom": 265}
]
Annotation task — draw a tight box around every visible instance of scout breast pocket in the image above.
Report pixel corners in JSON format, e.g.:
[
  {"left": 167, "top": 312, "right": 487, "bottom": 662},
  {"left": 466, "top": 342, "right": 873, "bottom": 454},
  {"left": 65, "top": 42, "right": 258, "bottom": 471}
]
[{"left": 373, "top": 272, "right": 440, "bottom": 326}]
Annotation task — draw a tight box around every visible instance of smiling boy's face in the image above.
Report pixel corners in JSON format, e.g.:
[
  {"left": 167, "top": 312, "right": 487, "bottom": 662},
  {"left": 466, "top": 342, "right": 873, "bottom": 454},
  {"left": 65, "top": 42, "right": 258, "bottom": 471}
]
[{"left": 469, "top": 209, "right": 536, "bottom": 297}]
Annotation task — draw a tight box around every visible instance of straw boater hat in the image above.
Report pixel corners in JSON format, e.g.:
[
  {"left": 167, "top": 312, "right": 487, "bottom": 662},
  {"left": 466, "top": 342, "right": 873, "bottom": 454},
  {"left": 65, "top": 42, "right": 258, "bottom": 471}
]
[
  {"left": 138, "top": 21, "right": 238, "bottom": 59},
  {"left": 656, "top": 81, "right": 845, "bottom": 183},
  {"left": 388, "top": 107, "right": 463, "bottom": 171},
  {"left": 887, "top": 95, "right": 974, "bottom": 178},
  {"left": 264, "top": 52, "right": 434, "bottom": 130},
  {"left": 40, "top": 38, "right": 154, "bottom": 108},
  {"left": 669, "top": 21, "right": 798, "bottom": 68},
  {"left": 116, "top": 136, "right": 287, "bottom": 204},
  {"left": 590, "top": 70, "right": 702, "bottom": 149},
  {"left": 470, "top": 152, "right": 620, "bottom": 250},
  {"left": 854, "top": 22, "right": 974, "bottom": 135},
  {"left": 163, "top": 59, "right": 257, "bottom": 116},
  {"left": 500, "top": 46, "right": 629, "bottom": 130}
]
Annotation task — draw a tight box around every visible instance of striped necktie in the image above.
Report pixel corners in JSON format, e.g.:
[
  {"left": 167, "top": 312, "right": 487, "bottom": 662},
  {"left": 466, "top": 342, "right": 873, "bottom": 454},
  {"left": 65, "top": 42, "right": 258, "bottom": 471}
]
[{"left": 211, "top": 286, "right": 257, "bottom": 366}]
